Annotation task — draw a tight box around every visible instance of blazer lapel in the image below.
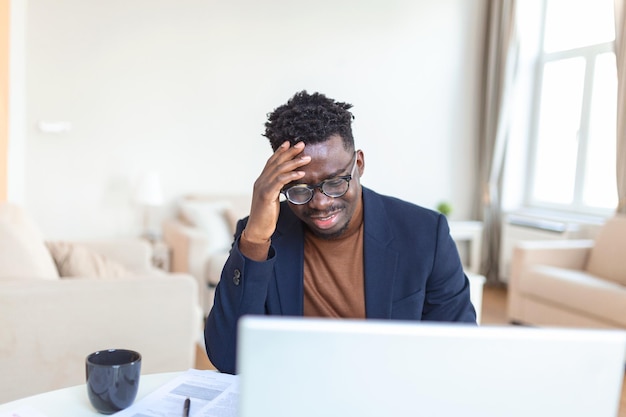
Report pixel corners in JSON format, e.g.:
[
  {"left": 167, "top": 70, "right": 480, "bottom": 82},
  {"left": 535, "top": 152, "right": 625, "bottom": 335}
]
[
  {"left": 362, "top": 188, "right": 398, "bottom": 319},
  {"left": 273, "top": 206, "right": 305, "bottom": 316}
]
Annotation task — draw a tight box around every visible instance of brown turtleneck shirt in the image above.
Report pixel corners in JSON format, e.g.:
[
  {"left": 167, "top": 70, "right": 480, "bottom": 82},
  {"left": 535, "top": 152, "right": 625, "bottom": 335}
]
[{"left": 302, "top": 217, "right": 365, "bottom": 318}]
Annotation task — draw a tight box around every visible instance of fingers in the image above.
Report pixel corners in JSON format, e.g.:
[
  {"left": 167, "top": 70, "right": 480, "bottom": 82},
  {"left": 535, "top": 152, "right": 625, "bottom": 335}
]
[
  {"left": 245, "top": 140, "right": 310, "bottom": 241},
  {"left": 263, "top": 141, "right": 311, "bottom": 190},
  {"left": 270, "top": 141, "right": 310, "bottom": 178}
]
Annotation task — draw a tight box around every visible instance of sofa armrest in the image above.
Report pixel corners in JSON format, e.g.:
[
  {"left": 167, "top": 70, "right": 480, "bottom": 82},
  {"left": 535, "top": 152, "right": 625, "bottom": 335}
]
[
  {"left": 0, "top": 275, "right": 201, "bottom": 403},
  {"left": 162, "top": 218, "right": 214, "bottom": 280},
  {"left": 163, "top": 218, "right": 221, "bottom": 314},
  {"left": 70, "top": 238, "right": 154, "bottom": 272},
  {"left": 509, "top": 239, "right": 594, "bottom": 291}
]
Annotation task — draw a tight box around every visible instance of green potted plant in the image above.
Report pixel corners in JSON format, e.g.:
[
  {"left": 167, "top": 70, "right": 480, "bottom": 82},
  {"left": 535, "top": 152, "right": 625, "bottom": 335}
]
[{"left": 436, "top": 201, "right": 452, "bottom": 217}]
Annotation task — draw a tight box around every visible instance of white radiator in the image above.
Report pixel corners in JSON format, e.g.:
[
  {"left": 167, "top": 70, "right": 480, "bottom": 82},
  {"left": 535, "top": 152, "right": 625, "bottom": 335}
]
[{"left": 499, "top": 214, "right": 582, "bottom": 282}]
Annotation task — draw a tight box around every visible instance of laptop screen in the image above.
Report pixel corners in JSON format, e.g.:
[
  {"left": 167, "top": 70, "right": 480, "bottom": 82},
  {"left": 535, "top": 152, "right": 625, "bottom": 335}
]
[{"left": 237, "top": 316, "right": 626, "bottom": 417}]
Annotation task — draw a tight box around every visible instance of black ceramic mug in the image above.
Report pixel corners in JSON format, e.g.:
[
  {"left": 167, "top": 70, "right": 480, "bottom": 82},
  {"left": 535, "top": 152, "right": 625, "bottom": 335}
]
[{"left": 86, "top": 349, "right": 142, "bottom": 414}]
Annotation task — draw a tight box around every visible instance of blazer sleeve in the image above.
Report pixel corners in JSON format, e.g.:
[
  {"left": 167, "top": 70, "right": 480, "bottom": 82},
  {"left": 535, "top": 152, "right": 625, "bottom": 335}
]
[
  {"left": 204, "top": 219, "right": 276, "bottom": 374},
  {"left": 421, "top": 214, "right": 476, "bottom": 323}
]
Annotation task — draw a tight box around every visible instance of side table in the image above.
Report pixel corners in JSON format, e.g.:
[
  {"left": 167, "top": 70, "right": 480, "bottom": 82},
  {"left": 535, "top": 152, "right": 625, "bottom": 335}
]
[
  {"left": 149, "top": 240, "right": 171, "bottom": 272},
  {"left": 467, "top": 273, "right": 486, "bottom": 324},
  {"left": 448, "top": 220, "right": 483, "bottom": 273}
]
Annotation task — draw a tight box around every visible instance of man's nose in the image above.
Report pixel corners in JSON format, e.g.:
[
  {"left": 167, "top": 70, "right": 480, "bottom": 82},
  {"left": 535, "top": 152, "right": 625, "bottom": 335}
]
[{"left": 307, "top": 187, "right": 334, "bottom": 210}]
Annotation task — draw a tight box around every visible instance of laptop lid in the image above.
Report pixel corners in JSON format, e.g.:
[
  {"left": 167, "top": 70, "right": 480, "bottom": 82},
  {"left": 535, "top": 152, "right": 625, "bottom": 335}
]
[{"left": 237, "top": 316, "right": 626, "bottom": 417}]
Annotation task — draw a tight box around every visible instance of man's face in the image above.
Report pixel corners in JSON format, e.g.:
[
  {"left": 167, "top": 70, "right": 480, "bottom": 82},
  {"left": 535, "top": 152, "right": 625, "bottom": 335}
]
[{"left": 287, "top": 134, "right": 364, "bottom": 239}]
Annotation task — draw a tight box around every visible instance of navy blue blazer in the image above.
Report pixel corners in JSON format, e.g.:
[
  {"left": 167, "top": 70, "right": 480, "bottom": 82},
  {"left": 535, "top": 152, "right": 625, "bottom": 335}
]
[{"left": 205, "top": 187, "right": 477, "bottom": 373}]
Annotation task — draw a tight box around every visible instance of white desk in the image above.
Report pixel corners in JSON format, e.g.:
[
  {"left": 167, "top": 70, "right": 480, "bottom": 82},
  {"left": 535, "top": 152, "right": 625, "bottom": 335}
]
[{"left": 0, "top": 372, "right": 181, "bottom": 417}]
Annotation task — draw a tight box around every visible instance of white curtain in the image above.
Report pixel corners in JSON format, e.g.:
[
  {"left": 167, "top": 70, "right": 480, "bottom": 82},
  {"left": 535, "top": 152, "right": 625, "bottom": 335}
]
[
  {"left": 615, "top": 0, "right": 626, "bottom": 214},
  {"left": 477, "top": 0, "right": 517, "bottom": 284}
]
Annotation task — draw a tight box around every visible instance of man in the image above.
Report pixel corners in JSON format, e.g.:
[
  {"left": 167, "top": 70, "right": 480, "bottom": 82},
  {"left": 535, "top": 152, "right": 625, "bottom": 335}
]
[{"left": 205, "top": 91, "right": 476, "bottom": 374}]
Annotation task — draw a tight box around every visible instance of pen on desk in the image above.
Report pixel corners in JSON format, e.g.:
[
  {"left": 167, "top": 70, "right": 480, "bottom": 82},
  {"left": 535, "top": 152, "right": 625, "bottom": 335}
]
[{"left": 183, "top": 397, "right": 190, "bottom": 417}]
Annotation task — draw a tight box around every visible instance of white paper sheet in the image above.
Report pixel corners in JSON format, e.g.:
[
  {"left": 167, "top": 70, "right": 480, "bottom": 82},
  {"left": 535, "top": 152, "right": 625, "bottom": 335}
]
[{"left": 114, "top": 369, "right": 239, "bottom": 417}]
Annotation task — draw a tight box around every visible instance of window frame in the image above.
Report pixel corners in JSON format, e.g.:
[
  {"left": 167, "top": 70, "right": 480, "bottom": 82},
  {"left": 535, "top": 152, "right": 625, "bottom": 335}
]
[{"left": 523, "top": 0, "right": 617, "bottom": 217}]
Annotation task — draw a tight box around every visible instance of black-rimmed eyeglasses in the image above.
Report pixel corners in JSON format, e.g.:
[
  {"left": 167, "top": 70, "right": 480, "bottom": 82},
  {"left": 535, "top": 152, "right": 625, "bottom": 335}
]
[{"left": 282, "top": 152, "right": 357, "bottom": 205}]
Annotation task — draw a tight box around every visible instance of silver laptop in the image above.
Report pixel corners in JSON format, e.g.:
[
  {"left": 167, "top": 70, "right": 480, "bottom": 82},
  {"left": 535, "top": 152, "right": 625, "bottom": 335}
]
[{"left": 237, "top": 316, "right": 626, "bottom": 417}]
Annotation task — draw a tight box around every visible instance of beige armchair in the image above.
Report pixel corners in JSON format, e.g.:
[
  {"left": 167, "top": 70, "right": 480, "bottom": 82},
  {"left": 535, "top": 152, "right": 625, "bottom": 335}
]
[
  {"left": 0, "top": 203, "right": 202, "bottom": 403},
  {"left": 507, "top": 214, "right": 626, "bottom": 329},
  {"left": 162, "top": 194, "right": 250, "bottom": 315}
]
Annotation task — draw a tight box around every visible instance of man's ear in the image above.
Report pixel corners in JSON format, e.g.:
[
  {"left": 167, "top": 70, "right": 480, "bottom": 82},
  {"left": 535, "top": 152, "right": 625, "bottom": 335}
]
[{"left": 356, "top": 150, "right": 365, "bottom": 178}]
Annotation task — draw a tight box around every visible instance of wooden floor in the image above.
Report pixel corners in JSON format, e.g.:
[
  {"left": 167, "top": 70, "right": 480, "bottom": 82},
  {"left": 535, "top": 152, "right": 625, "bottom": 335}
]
[
  {"left": 478, "top": 283, "right": 509, "bottom": 325},
  {"left": 195, "top": 284, "right": 626, "bottom": 415},
  {"left": 195, "top": 341, "right": 215, "bottom": 371}
]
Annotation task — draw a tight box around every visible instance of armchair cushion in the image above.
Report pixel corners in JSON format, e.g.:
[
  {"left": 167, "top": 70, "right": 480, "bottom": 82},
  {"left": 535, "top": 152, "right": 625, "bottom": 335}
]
[
  {"left": 163, "top": 194, "right": 250, "bottom": 316},
  {"left": 520, "top": 265, "right": 626, "bottom": 327},
  {"left": 0, "top": 203, "right": 59, "bottom": 280},
  {"left": 178, "top": 200, "right": 233, "bottom": 255},
  {"left": 45, "top": 241, "right": 133, "bottom": 278},
  {"left": 74, "top": 239, "right": 156, "bottom": 271},
  {"left": 585, "top": 214, "right": 626, "bottom": 286}
]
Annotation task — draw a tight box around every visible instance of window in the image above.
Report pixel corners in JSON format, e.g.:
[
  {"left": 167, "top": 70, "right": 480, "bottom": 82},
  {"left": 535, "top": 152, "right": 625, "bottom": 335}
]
[{"left": 525, "top": 0, "right": 617, "bottom": 215}]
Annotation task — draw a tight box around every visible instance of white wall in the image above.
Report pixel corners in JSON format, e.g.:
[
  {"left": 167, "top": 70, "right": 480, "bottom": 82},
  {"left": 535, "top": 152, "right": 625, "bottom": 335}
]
[
  {"left": 13, "top": 0, "right": 486, "bottom": 239},
  {"left": 7, "top": 0, "right": 26, "bottom": 204}
]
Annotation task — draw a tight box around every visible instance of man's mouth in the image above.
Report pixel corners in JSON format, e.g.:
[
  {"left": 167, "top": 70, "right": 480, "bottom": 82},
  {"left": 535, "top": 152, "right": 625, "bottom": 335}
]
[{"left": 308, "top": 210, "right": 341, "bottom": 230}]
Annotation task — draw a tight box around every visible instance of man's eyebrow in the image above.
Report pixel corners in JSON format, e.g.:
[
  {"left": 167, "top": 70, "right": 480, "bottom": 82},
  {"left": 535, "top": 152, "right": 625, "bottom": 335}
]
[
  {"left": 324, "top": 167, "right": 349, "bottom": 179},
  {"left": 287, "top": 167, "right": 348, "bottom": 188}
]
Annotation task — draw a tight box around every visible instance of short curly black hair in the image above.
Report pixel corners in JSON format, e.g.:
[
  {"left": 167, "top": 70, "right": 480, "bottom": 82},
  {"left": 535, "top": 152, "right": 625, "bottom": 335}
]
[{"left": 263, "top": 91, "right": 355, "bottom": 152}]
